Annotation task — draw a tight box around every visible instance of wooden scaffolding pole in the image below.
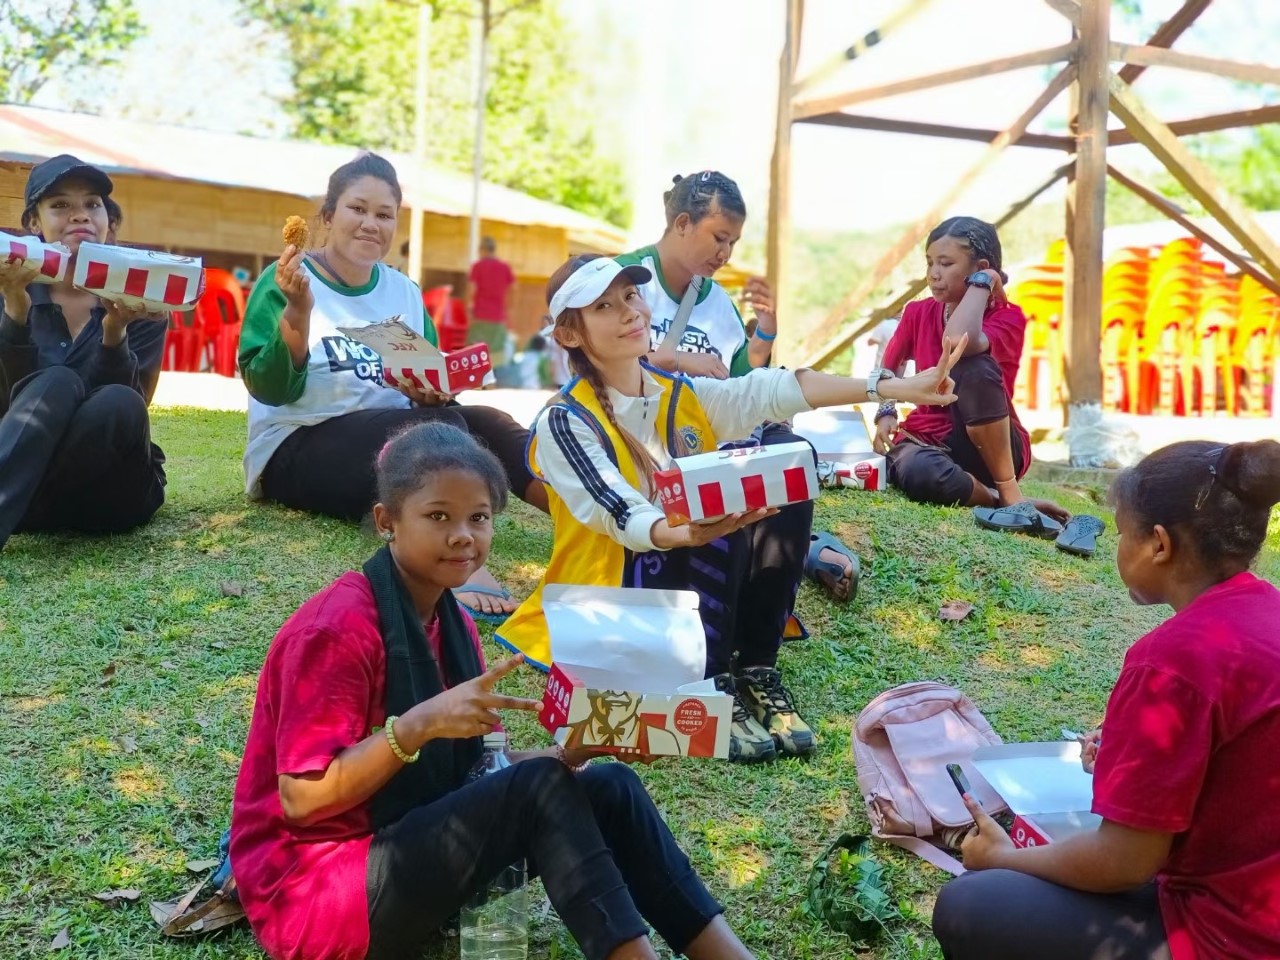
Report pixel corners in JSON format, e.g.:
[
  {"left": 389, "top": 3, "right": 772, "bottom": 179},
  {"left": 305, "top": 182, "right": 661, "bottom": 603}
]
[
  {"left": 767, "top": 0, "right": 803, "bottom": 367},
  {"left": 1108, "top": 72, "right": 1280, "bottom": 281},
  {"left": 797, "top": 62, "right": 1078, "bottom": 368},
  {"left": 1063, "top": 0, "right": 1109, "bottom": 414}
]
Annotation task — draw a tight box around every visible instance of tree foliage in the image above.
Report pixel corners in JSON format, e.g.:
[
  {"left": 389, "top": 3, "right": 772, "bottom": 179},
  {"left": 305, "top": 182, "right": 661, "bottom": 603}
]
[
  {"left": 0, "top": 0, "right": 144, "bottom": 103},
  {"left": 241, "top": 0, "right": 631, "bottom": 227}
]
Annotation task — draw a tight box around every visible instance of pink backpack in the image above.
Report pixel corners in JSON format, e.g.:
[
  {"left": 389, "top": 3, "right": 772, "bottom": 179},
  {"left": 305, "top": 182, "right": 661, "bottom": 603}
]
[{"left": 852, "top": 681, "right": 1007, "bottom": 874}]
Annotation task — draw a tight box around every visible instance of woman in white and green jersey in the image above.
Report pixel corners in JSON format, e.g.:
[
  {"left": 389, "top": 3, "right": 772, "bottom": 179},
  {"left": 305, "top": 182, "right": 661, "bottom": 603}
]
[
  {"left": 238, "top": 153, "right": 538, "bottom": 620},
  {"left": 612, "top": 171, "right": 862, "bottom": 756}
]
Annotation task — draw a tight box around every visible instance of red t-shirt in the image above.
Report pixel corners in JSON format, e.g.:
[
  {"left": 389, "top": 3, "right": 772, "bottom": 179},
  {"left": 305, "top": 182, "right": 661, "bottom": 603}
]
[
  {"left": 881, "top": 298, "right": 1031, "bottom": 475},
  {"left": 229, "top": 572, "right": 487, "bottom": 960},
  {"left": 1092, "top": 572, "right": 1280, "bottom": 960},
  {"left": 469, "top": 257, "right": 516, "bottom": 323}
]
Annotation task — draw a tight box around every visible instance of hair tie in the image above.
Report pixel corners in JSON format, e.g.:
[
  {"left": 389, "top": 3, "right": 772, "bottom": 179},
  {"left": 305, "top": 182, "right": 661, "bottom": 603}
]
[{"left": 700, "top": 170, "right": 713, "bottom": 182}]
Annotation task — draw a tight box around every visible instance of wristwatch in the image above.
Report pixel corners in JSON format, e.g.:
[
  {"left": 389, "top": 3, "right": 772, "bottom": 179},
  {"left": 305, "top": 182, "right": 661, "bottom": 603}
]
[
  {"left": 866, "top": 367, "right": 893, "bottom": 404},
  {"left": 965, "top": 270, "right": 994, "bottom": 290}
]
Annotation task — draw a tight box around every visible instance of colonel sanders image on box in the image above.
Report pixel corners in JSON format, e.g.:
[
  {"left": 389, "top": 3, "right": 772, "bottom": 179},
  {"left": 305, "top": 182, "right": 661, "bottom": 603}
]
[{"left": 564, "top": 690, "right": 682, "bottom": 756}]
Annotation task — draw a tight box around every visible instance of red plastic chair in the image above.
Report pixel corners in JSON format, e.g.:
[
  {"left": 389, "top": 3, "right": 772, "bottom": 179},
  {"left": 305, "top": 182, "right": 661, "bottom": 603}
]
[
  {"left": 422, "top": 284, "right": 452, "bottom": 326},
  {"left": 438, "top": 297, "right": 470, "bottom": 352},
  {"left": 164, "top": 310, "right": 201, "bottom": 372},
  {"left": 194, "top": 268, "right": 247, "bottom": 377}
]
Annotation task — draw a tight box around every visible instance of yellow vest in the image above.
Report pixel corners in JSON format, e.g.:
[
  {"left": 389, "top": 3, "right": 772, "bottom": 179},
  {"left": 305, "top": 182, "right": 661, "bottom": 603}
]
[{"left": 496, "top": 364, "right": 717, "bottom": 669}]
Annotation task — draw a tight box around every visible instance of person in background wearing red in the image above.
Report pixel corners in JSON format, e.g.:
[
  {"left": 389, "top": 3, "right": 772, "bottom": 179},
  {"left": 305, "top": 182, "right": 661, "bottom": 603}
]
[
  {"left": 466, "top": 236, "right": 516, "bottom": 370},
  {"left": 873, "top": 216, "right": 1068, "bottom": 534},
  {"left": 933, "top": 438, "right": 1280, "bottom": 960}
]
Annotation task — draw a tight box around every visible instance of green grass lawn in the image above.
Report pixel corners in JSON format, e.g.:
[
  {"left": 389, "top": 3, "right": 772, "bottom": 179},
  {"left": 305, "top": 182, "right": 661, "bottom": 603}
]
[{"left": 2, "top": 408, "right": 1277, "bottom": 959}]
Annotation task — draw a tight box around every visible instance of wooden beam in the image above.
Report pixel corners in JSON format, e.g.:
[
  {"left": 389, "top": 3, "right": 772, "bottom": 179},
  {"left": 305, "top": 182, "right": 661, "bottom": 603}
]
[
  {"left": 767, "top": 0, "right": 803, "bottom": 367},
  {"left": 797, "top": 65, "right": 1077, "bottom": 367},
  {"left": 1107, "top": 165, "right": 1280, "bottom": 295},
  {"left": 793, "top": 0, "right": 934, "bottom": 95},
  {"left": 1042, "top": 0, "right": 1080, "bottom": 27},
  {"left": 1108, "top": 71, "right": 1280, "bottom": 282},
  {"left": 799, "top": 112, "right": 1075, "bottom": 150},
  {"left": 1064, "top": 0, "right": 1109, "bottom": 414},
  {"left": 1118, "top": 0, "right": 1212, "bottom": 84},
  {"left": 1111, "top": 42, "right": 1280, "bottom": 87},
  {"left": 1108, "top": 104, "right": 1280, "bottom": 145},
  {"left": 791, "top": 43, "right": 1077, "bottom": 120},
  {"left": 802, "top": 163, "right": 1074, "bottom": 370}
]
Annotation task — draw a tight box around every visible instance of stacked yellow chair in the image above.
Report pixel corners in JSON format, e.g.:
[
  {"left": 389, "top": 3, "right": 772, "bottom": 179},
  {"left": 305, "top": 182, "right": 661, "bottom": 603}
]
[
  {"left": 1134, "top": 238, "right": 1204, "bottom": 415},
  {"left": 1231, "top": 276, "right": 1280, "bottom": 416},
  {"left": 1100, "top": 247, "right": 1151, "bottom": 412}
]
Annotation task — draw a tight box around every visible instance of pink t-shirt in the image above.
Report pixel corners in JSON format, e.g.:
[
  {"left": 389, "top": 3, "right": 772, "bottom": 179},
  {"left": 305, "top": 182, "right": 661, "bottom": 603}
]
[
  {"left": 469, "top": 257, "right": 515, "bottom": 323},
  {"left": 1092, "top": 572, "right": 1280, "bottom": 960},
  {"left": 230, "top": 572, "right": 486, "bottom": 960},
  {"left": 882, "top": 298, "right": 1031, "bottom": 475}
]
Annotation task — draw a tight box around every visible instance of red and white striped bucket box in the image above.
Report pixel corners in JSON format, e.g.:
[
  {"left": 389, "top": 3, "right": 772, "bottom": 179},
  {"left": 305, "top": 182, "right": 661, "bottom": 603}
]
[
  {"left": 0, "top": 231, "right": 70, "bottom": 283},
  {"left": 654, "top": 441, "right": 818, "bottom": 525},
  {"left": 72, "top": 242, "right": 203, "bottom": 311}
]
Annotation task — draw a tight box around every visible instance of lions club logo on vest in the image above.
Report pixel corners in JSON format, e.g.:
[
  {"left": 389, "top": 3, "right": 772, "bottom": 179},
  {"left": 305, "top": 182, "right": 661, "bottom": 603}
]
[{"left": 679, "top": 424, "right": 705, "bottom": 455}]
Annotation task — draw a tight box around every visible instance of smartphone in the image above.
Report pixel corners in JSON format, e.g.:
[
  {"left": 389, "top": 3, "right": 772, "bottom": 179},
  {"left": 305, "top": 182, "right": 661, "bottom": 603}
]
[{"left": 945, "top": 763, "right": 979, "bottom": 807}]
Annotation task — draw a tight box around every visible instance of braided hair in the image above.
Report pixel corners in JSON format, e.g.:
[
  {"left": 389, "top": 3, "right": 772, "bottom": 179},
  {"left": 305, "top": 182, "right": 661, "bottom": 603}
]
[
  {"left": 663, "top": 170, "right": 747, "bottom": 232},
  {"left": 545, "top": 255, "right": 671, "bottom": 490},
  {"left": 926, "top": 216, "right": 1009, "bottom": 284},
  {"left": 375, "top": 421, "right": 509, "bottom": 517}
]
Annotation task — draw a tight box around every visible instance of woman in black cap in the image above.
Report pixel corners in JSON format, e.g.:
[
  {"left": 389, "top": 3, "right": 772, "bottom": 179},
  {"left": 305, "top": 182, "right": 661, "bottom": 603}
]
[{"left": 0, "top": 154, "right": 167, "bottom": 550}]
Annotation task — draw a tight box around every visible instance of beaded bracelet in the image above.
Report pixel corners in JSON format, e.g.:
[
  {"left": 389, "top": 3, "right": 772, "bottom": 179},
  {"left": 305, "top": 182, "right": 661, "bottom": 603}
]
[
  {"left": 556, "top": 742, "right": 591, "bottom": 773},
  {"left": 753, "top": 327, "right": 777, "bottom": 342},
  {"left": 384, "top": 715, "right": 420, "bottom": 764},
  {"left": 874, "top": 402, "right": 898, "bottom": 423}
]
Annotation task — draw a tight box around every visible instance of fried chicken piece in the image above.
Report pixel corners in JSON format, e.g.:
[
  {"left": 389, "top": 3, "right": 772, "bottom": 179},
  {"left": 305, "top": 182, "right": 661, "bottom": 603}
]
[{"left": 282, "top": 215, "right": 309, "bottom": 251}]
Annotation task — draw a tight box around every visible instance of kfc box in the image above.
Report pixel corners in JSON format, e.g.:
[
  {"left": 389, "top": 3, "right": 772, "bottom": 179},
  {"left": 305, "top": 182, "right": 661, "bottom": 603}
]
[
  {"left": 816, "top": 455, "right": 887, "bottom": 492},
  {"left": 970, "top": 742, "right": 1100, "bottom": 848},
  {"left": 653, "top": 441, "right": 818, "bottom": 525},
  {"left": 339, "top": 317, "right": 493, "bottom": 394},
  {"left": 1, "top": 231, "right": 70, "bottom": 283},
  {"left": 72, "top": 242, "right": 203, "bottom": 311},
  {"left": 538, "top": 585, "right": 731, "bottom": 759}
]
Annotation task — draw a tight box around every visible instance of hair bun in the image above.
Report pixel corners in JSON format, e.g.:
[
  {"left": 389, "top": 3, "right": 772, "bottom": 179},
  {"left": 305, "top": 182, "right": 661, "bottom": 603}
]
[
  {"left": 671, "top": 174, "right": 684, "bottom": 185},
  {"left": 1223, "top": 440, "right": 1280, "bottom": 508}
]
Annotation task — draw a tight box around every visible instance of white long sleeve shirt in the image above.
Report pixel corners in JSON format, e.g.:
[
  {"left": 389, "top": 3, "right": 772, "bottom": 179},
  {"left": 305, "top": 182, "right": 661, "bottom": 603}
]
[{"left": 532, "top": 367, "right": 811, "bottom": 554}]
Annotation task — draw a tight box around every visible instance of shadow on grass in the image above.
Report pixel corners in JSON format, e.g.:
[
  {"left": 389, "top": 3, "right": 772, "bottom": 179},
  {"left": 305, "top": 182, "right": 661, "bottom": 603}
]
[{"left": 0, "top": 409, "right": 1274, "bottom": 960}]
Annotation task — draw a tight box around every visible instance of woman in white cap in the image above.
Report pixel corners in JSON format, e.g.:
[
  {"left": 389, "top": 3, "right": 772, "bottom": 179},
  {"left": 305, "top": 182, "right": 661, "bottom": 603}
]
[
  {"left": 498, "top": 254, "right": 966, "bottom": 763},
  {"left": 0, "top": 154, "right": 166, "bottom": 550}
]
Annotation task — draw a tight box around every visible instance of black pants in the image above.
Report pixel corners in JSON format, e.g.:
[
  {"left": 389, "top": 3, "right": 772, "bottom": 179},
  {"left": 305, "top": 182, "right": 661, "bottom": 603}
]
[
  {"left": 625, "top": 424, "right": 813, "bottom": 677},
  {"left": 887, "top": 353, "right": 1026, "bottom": 507},
  {"left": 366, "top": 759, "right": 721, "bottom": 960},
  {"left": 261, "top": 403, "right": 536, "bottom": 521},
  {"left": 0, "top": 366, "right": 165, "bottom": 547},
  {"left": 932, "top": 869, "right": 1170, "bottom": 960}
]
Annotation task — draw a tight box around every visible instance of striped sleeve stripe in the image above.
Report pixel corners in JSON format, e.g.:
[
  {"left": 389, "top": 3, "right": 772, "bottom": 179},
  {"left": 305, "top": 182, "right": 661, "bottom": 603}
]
[{"left": 546, "top": 406, "right": 634, "bottom": 531}]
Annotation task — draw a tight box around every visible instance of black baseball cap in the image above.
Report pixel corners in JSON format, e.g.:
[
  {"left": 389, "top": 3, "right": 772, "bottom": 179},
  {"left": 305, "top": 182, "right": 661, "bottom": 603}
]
[{"left": 24, "top": 155, "right": 114, "bottom": 207}]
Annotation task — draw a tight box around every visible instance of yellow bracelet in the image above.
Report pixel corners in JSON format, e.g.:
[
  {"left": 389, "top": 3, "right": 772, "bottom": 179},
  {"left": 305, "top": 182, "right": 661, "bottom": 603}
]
[{"left": 384, "top": 715, "right": 420, "bottom": 764}]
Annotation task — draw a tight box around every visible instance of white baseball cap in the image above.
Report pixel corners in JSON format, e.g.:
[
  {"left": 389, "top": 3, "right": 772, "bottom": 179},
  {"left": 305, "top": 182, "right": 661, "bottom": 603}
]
[{"left": 548, "top": 257, "right": 652, "bottom": 322}]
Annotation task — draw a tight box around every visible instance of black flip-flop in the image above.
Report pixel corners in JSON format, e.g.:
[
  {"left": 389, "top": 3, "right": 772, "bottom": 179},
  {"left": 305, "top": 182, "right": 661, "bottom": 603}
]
[
  {"left": 973, "top": 501, "right": 1043, "bottom": 535},
  {"left": 1056, "top": 515, "right": 1106, "bottom": 557},
  {"left": 805, "top": 531, "right": 860, "bottom": 603}
]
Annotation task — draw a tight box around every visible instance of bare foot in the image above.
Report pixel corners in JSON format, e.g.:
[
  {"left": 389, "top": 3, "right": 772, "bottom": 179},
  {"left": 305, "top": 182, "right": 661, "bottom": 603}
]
[
  {"left": 455, "top": 564, "right": 519, "bottom": 616},
  {"left": 818, "top": 547, "right": 856, "bottom": 600}
]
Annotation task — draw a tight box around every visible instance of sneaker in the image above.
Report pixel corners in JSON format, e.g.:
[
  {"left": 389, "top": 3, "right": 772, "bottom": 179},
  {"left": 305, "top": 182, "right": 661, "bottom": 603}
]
[
  {"left": 712, "top": 673, "right": 777, "bottom": 763},
  {"left": 735, "top": 667, "right": 816, "bottom": 757}
]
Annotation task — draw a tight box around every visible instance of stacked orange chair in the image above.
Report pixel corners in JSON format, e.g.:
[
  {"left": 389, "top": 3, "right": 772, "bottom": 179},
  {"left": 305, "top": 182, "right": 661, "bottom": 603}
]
[
  {"left": 1009, "top": 263, "right": 1065, "bottom": 411},
  {"left": 1231, "top": 276, "right": 1280, "bottom": 416},
  {"left": 1100, "top": 246, "right": 1151, "bottom": 412},
  {"left": 1134, "top": 238, "right": 1204, "bottom": 415},
  {"left": 1189, "top": 268, "right": 1239, "bottom": 416}
]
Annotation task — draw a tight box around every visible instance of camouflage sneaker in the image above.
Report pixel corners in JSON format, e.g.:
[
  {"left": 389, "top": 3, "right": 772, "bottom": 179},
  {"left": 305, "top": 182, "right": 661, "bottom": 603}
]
[
  {"left": 712, "top": 673, "right": 777, "bottom": 763},
  {"left": 735, "top": 667, "right": 816, "bottom": 757}
]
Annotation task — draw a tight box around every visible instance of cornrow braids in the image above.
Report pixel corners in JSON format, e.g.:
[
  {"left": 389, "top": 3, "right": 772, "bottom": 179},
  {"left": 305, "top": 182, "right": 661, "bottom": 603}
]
[
  {"left": 663, "top": 170, "right": 747, "bottom": 230},
  {"left": 927, "top": 216, "right": 1009, "bottom": 284}
]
